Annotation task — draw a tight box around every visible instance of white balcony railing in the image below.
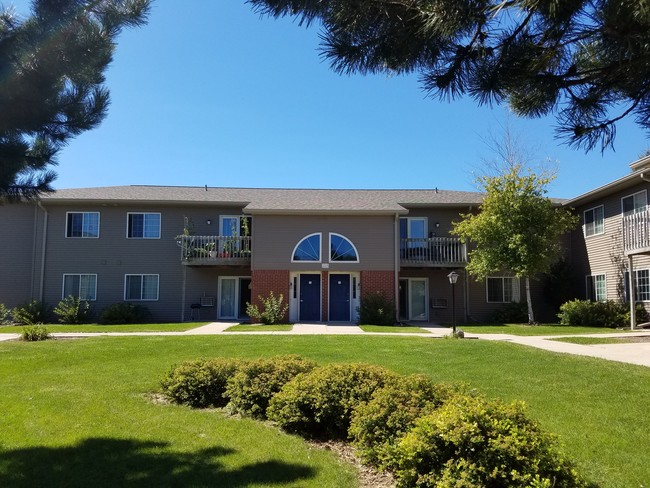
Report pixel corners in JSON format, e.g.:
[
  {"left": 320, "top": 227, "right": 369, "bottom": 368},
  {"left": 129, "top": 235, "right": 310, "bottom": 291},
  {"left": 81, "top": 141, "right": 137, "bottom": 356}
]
[
  {"left": 623, "top": 209, "right": 650, "bottom": 253},
  {"left": 400, "top": 237, "right": 467, "bottom": 266},
  {"left": 177, "top": 235, "right": 251, "bottom": 264}
]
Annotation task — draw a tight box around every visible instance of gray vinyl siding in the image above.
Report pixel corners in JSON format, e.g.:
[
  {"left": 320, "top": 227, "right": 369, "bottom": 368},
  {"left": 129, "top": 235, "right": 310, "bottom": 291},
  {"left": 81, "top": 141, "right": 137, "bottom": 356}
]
[
  {"left": 0, "top": 203, "right": 43, "bottom": 307},
  {"left": 252, "top": 215, "right": 396, "bottom": 271},
  {"left": 570, "top": 181, "right": 650, "bottom": 303}
]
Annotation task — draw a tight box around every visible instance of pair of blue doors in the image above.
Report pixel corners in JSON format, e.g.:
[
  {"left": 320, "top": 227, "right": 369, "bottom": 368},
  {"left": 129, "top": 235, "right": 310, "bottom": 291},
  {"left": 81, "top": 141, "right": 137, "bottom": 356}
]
[{"left": 299, "top": 274, "right": 350, "bottom": 321}]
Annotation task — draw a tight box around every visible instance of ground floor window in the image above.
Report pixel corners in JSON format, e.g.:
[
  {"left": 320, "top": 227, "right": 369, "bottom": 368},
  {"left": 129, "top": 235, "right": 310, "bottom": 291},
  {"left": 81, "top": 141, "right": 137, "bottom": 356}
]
[
  {"left": 586, "top": 274, "right": 606, "bottom": 302},
  {"left": 125, "top": 274, "right": 159, "bottom": 301},
  {"left": 486, "top": 277, "right": 520, "bottom": 303},
  {"left": 624, "top": 269, "right": 650, "bottom": 302},
  {"left": 62, "top": 274, "right": 97, "bottom": 300}
]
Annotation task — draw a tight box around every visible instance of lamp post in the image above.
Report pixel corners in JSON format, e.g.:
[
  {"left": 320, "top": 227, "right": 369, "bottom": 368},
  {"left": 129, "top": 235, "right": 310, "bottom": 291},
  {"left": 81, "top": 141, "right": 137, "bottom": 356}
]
[{"left": 447, "top": 271, "right": 459, "bottom": 335}]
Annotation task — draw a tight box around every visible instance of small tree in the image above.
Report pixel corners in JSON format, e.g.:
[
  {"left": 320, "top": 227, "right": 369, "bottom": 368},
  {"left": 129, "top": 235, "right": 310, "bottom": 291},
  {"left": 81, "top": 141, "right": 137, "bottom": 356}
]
[{"left": 453, "top": 164, "right": 577, "bottom": 323}]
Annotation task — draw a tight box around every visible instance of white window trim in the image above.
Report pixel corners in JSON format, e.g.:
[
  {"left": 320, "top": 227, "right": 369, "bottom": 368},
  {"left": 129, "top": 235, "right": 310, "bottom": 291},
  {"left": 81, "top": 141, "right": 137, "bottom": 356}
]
[
  {"left": 219, "top": 215, "right": 242, "bottom": 236},
  {"left": 625, "top": 269, "right": 650, "bottom": 302},
  {"left": 329, "top": 232, "right": 360, "bottom": 263},
  {"left": 65, "top": 212, "right": 100, "bottom": 239},
  {"left": 126, "top": 212, "right": 161, "bottom": 239},
  {"left": 586, "top": 274, "right": 606, "bottom": 302},
  {"left": 486, "top": 276, "right": 520, "bottom": 303},
  {"left": 124, "top": 274, "right": 160, "bottom": 301},
  {"left": 61, "top": 274, "right": 97, "bottom": 301},
  {"left": 583, "top": 205, "right": 604, "bottom": 237},
  {"left": 217, "top": 276, "right": 251, "bottom": 319},
  {"left": 621, "top": 189, "right": 647, "bottom": 216},
  {"left": 291, "top": 232, "right": 322, "bottom": 263},
  {"left": 400, "top": 217, "right": 428, "bottom": 238}
]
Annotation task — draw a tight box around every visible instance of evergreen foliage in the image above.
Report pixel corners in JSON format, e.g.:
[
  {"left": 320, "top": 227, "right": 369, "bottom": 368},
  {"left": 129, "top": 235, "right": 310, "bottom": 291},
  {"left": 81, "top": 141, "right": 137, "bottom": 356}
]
[
  {"left": 250, "top": 0, "right": 650, "bottom": 151},
  {"left": 0, "top": 0, "right": 150, "bottom": 202}
]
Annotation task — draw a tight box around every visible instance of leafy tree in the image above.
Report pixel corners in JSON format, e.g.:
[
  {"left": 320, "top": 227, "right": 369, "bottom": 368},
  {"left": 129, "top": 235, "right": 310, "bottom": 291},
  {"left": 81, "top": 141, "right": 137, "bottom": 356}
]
[
  {"left": 0, "top": 0, "right": 150, "bottom": 202},
  {"left": 452, "top": 159, "right": 577, "bottom": 323},
  {"left": 249, "top": 0, "right": 650, "bottom": 151}
]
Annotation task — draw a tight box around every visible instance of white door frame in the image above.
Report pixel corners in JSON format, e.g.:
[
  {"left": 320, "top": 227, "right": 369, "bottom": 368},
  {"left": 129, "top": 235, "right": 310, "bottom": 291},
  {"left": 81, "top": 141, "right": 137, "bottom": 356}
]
[
  {"left": 218, "top": 276, "right": 251, "bottom": 320},
  {"left": 327, "top": 271, "right": 360, "bottom": 322}
]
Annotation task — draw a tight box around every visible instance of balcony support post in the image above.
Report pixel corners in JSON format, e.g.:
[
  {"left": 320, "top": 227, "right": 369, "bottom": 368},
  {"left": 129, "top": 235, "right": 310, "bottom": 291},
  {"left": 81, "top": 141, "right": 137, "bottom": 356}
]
[{"left": 629, "top": 254, "right": 636, "bottom": 330}]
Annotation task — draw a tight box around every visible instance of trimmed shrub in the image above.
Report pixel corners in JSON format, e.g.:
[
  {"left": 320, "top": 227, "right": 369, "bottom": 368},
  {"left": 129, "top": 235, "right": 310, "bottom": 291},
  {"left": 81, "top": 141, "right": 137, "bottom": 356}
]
[
  {"left": 226, "top": 355, "right": 317, "bottom": 419},
  {"left": 160, "top": 357, "right": 246, "bottom": 408},
  {"left": 21, "top": 324, "right": 50, "bottom": 341},
  {"left": 99, "top": 302, "right": 151, "bottom": 325},
  {"left": 246, "top": 291, "right": 289, "bottom": 325},
  {"left": 558, "top": 299, "right": 637, "bottom": 328},
  {"left": 490, "top": 301, "right": 528, "bottom": 323},
  {"left": 392, "top": 394, "right": 587, "bottom": 488},
  {"left": 53, "top": 296, "right": 93, "bottom": 324},
  {"left": 0, "top": 303, "right": 12, "bottom": 324},
  {"left": 349, "top": 375, "right": 465, "bottom": 466},
  {"left": 358, "top": 291, "right": 396, "bottom": 326},
  {"left": 267, "top": 363, "right": 398, "bottom": 439},
  {"left": 13, "top": 300, "right": 50, "bottom": 325}
]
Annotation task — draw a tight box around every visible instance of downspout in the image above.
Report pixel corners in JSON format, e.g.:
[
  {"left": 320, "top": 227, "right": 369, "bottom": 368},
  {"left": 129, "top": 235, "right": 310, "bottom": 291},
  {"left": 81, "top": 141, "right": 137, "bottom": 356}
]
[
  {"left": 37, "top": 201, "right": 49, "bottom": 302},
  {"left": 394, "top": 213, "right": 400, "bottom": 322},
  {"left": 30, "top": 203, "right": 39, "bottom": 298},
  {"left": 628, "top": 255, "right": 636, "bottom": 330}
]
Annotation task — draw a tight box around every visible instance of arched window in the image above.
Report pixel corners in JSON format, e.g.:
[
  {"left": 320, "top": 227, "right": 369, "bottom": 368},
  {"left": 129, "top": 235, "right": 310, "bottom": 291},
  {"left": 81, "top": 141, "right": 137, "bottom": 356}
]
[
  {"left": 292, "top": 233, "right": 321, "bottom": 262},
  {"left": 330, "top": 233, "right": 359, "bottom": 262}
]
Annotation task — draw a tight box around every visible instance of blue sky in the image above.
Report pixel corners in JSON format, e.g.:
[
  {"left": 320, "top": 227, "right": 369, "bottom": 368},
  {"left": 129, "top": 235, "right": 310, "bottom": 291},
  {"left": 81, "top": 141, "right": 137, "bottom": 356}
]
[{"left": 9, "top": 1, "right": 650, "bottom": 198}]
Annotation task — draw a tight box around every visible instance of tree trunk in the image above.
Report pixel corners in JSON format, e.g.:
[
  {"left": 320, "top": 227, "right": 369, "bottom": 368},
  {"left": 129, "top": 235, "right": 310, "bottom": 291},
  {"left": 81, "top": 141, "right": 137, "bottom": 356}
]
[{"left": 525, "top": 277, "right": 535, "bottom": 324}]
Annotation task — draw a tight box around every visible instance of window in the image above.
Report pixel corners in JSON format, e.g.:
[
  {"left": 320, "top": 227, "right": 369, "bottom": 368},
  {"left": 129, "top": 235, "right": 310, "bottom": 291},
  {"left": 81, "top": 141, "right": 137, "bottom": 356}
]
[
  {"left": 622, "top": 190, "right": 647, "bottom": 216},
  {"left": 586, "top": 274, "right": 606, "bottom": 302},
  {"left": 330, "top": 233, "right": 359, "bottom": 262},
  {"left": 292, "top": 233, "right": 321, "bottom": 262},
  {"left": 127, "top": 213, "right": 160, "bottom": 239},
  {"left": 62, "top": 274, "right": 97, "bottom": 300},
  {"left": 583, "top": 206, "right": 604, "bottom": 237},
  {"left": 125, "top": 274, "right": 159, "bottom": 300},
  {"left": 66, "top": 212, "right": 99, "bottom": 238},
  {"left": 624, "top": 270, "right": 650, "bottom": 302},
  {"left": 486, "top": 277, "right": 520, "bottom": 303}
]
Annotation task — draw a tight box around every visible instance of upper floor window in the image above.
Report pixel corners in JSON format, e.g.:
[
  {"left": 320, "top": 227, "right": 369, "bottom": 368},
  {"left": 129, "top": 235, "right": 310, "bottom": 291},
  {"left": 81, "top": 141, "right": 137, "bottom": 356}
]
[
  {"left": 127, "top": 212, "right": 160, "bottom": 239},
  {"left": 584, "top": 205, "right": 604, "bottom": 237},
  {"left": 125, "top": 274, "right": 159, "bottom": 301},
  {"left": 586, "top": 274, "right": 606, "bottom": 302},
  {"left": 400, "top": 217, "right": 427, "bottom": 239},
  {"left": 330, "top": 233, "right": 359, "bottom": 262},
  {"left": 486, "top": 276, "right": 520, "bottom": 303},
  {"left": 622, "top": 190, "right": 647, "bottom": 216},
  {"left": 62, "top": 274, "right": 97, "bottom": 300},
  {"left": 66, "top": 212, "right": 99, "bottom": 238},
  {"left": 292, "top": 233, "right": 321, "bottom": 262}
]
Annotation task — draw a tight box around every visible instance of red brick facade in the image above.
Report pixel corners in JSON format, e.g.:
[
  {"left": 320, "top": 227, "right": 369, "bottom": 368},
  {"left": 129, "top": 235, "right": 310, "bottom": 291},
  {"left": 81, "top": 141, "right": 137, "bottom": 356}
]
[
  {"left": 250, "top": 270, "right": 290, "bottom": 321},
  {"left": 360, "top": 270, "right": 395, "bottom": 302}
]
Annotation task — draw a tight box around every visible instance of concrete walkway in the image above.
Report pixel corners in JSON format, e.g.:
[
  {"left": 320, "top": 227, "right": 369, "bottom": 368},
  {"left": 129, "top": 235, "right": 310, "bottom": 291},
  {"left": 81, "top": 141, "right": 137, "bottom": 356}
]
[{"left": 1, "top": 323, "right": 649, "bottom": 368}]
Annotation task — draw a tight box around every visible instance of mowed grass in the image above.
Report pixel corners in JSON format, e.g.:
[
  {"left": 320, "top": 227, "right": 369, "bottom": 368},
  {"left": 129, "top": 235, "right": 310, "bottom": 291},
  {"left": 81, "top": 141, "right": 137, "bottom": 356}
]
[
  {"left": 551, "top": 336, "right": 649, "bottom": 345},
  {"left": 0, "top": 322, "right": 207, "bottom": 333},
  {"left": 359, "top": 324, "right": 430, "bottom": 333},
  {"left": 0, "top": 336, "right": 648, "bottom": 488},
  {"left": 225, "top": 324, "right": 293, "bottom": 332},
  {"left": 459, "top": 323, "right": 633, "bottom": 336}
]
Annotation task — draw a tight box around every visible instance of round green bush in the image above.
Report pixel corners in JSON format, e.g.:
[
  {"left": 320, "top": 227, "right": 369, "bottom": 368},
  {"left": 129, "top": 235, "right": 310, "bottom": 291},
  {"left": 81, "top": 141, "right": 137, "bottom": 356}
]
[
  {"left": 99, "top": 302, "right": 151, "bottom": 325},
  {"left": 349, "top": 374, "right": 465, "bottom": 466},
  {"left": 160, "top": 358, "right": 246, "bottom": 408},
  {"left": 392, "top": 394, "right": 587, "bottom": 488},
  {"left": 21, "top": 324, "right": 50, "bottom": 341},
  {"left": 225, "top": 355, "right": 316, "bottom": 419},
  {"left": 267, "top": 362, "right": 398, "bottom": 439}
]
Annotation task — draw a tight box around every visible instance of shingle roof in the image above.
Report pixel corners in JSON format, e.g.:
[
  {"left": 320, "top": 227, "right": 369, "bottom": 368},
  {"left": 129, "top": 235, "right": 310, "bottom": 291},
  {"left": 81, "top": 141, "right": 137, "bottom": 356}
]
[{"left": 43, "top": 186, "right": 485, "bottom": 213}]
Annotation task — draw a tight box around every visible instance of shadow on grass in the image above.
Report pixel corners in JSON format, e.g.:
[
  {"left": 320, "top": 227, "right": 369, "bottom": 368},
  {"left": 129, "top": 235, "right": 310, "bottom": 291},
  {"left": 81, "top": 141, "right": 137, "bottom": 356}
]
[{"left": 0, "top": 437, "right": 316, "bottom": 487}]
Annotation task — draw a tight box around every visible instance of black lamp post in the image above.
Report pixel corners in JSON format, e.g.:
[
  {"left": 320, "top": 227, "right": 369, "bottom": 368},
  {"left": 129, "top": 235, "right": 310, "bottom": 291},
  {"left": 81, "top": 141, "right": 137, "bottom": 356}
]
[{"left": 447, "top": 271, "right": 459, "bottom": 335}]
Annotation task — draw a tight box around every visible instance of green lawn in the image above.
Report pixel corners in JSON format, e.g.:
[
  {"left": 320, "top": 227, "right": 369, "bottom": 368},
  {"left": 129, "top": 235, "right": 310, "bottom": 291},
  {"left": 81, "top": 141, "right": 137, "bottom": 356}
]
[
  {"left": 0, "top": 336, "right": 648, "bottom": 488},
  {"left": 459, "top": 323, "right": 632, "bottom": 336},
  {"left": 550, "top": 336, "right": 646, "bottom": 345},
  {"left": 0, "top": 322, "right": 207, "bottom": 333},
  {"left": 224, "top": 324, "right": 293, "bottom": 332},
  {"left": 359, "top": 324, "right": 430, "bottom": 334}
]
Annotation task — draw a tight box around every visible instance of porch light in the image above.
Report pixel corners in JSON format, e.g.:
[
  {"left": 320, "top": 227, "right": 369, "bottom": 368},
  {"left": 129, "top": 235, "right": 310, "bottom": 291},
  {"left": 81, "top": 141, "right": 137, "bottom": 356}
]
[
  {"left": 206, "top": 219, "right": 212, "bottom": 225},
  {"left": 447, "top": 271, "right": 459, "bottom": 335}
]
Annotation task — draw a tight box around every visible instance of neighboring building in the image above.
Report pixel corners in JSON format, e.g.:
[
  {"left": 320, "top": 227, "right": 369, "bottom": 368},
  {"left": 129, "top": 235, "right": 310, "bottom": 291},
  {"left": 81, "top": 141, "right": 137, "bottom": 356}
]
[
  {"left": 0, "top": 186, "right": 538, "bottom": 323},
  {"left": 3, "top": 155, "right": 649, "bottom": 326}
]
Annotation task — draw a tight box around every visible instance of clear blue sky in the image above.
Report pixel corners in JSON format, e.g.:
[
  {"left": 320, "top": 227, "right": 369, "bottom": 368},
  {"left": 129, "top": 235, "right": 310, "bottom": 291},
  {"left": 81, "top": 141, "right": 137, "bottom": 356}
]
[{"left": 9, "top": 1, "right": 650, "bottom": 198}]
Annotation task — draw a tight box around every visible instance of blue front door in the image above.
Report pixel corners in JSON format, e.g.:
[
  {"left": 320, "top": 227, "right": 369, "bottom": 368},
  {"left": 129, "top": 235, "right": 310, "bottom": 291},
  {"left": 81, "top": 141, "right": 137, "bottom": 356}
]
[
  {"left": 329, "top": 274, "right": 350, "bottom": 321},
  {"left": 300, "top": 274, "right": 321, "bottom": 321}
]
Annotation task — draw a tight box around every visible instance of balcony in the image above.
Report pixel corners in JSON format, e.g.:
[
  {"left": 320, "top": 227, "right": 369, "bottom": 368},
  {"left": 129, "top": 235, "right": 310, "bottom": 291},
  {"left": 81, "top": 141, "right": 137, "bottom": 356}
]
[
  {"left": 177, "top": 235, "right": 251, "bottom": 266},
  {"left": 400, "top": 237, "right": 467, "bottom": 267},
  {"left": 623, "top": 209, "right": 650, "bottom": 255}
]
